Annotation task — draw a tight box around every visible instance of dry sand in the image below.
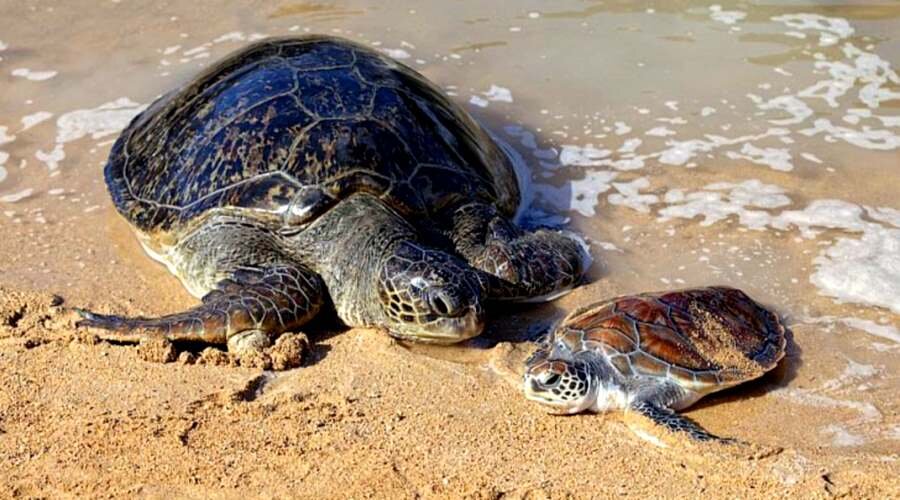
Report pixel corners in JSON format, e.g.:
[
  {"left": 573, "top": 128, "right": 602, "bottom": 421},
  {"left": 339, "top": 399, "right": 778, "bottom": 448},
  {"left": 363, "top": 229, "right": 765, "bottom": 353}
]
[{"left": 0, "top": 281, "right": 896, "bottom": 498}]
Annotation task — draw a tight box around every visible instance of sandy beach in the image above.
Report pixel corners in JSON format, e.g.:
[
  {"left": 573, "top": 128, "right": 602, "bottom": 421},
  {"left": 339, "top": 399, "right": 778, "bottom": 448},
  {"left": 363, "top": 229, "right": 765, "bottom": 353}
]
[{"left": 1, "top": 1, "right": 898, "bottom": 497}]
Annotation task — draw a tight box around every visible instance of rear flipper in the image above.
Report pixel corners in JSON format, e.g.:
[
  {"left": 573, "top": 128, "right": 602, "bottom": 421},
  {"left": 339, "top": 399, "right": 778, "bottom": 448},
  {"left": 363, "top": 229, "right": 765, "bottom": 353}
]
[
  {"left": 627, "top": 400, "right": 735, "bottom": 444},
  {"left": 76, "top": 263, "right": 325, "bottom": 356}
]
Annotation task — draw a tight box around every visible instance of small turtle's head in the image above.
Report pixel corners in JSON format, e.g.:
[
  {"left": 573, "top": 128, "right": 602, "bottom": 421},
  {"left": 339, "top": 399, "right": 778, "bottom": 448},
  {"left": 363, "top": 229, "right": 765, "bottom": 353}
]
[
  {"left": 523, "top": 339, "right": 598, "bottom": 414},
  {"left": 377, "top": 242, "right": 485, "bottom": 344}
]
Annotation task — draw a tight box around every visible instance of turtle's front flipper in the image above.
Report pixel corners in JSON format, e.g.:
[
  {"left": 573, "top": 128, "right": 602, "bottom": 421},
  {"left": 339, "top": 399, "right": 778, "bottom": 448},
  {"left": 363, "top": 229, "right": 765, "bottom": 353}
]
[
  {"left": 76, "top": 264, "right": 325, "bottom": 355},
  {"left": 447, "top": 203, "right": 589, "bottom": 301},
  {"left": 627, "top": 400, "right": 732, "bottom": 444}
]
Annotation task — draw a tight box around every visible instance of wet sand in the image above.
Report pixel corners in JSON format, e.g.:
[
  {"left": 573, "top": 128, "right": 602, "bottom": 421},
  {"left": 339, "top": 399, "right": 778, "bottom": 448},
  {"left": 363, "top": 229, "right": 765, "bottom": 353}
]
[{"left": 1, "top": 0, "right": 898, "bottom": 498}]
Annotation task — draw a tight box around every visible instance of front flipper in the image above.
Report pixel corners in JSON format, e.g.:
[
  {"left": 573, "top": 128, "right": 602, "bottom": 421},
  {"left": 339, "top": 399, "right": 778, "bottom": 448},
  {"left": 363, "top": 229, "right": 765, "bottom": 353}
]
[
  {"left": 627, "top": 400, "right": 733, "bottom": 444},
  {"left": 76, "top": 264, "right": 325, "bottom": 356},
  {"left": 449, "top": 203, "right": 588, "bottom": 301}
]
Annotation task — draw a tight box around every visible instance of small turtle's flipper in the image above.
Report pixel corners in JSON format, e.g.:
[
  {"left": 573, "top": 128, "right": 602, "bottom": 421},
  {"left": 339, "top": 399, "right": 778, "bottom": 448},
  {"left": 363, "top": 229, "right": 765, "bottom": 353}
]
[
  {"left": 626, "top": 400, "right": 733, "bottom": 444},
  {"left": 76, "top": 264, "right": 325, "bottom": 352},
  {"left": 448, "top": 203, "right": 588, "bottom": 302}
]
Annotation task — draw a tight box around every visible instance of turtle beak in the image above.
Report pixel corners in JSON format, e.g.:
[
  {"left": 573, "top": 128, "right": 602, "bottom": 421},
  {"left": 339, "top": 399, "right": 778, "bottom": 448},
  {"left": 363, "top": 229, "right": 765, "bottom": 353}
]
[{"left": 387, "top": 302, "right": 485, "bottom": 344}]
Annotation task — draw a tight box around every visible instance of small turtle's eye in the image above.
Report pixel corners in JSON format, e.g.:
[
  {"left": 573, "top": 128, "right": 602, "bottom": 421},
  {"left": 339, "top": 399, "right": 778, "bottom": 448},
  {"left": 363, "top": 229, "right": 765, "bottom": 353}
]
[{"left": 541, "top": 373, "right": 561, "bottom": 387}]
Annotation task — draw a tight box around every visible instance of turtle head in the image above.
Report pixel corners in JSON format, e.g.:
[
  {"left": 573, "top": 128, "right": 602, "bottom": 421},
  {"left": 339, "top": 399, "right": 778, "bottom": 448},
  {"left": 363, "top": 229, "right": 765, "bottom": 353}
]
[
  {"left": 523, "top": 339, "right": 598, "bottom": 414},
  {"left": 376, "top": 242, "right": 485, "bottom": 344}
]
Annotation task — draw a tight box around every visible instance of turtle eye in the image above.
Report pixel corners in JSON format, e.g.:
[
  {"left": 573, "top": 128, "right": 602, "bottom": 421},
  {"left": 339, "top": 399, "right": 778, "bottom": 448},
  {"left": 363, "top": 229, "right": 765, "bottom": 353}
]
[{"left": 541, "top": 373, "right": 561, "bottom": 387}]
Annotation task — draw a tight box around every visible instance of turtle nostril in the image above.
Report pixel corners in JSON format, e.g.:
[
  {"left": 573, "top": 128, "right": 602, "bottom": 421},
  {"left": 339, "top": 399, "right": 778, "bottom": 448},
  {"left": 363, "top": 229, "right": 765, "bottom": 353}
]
[{"left": 427, "top": 289, "right": 464, "bottom": 318}]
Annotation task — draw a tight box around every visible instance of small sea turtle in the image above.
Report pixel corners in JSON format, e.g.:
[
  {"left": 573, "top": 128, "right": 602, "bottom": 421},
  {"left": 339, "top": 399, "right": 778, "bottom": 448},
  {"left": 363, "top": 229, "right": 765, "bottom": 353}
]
[
  {"left": 523, "top": 287, "right": 785, "bottom": 443},
  {"left": 76, "top": 36, "right": 587, "bottom": 355}
]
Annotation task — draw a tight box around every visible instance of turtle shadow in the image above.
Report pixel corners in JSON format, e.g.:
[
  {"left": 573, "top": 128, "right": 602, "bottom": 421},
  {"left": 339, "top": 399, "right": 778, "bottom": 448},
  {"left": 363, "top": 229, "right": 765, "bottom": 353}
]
[
  {"left": 690, "top": 322, "right": 801, "bottom": 411},
  {"left": 293, "top": 302, "right": 344, "bottom": 367},
  {"left": 481, "top": 300, "right": 568, "bottom": 347}
]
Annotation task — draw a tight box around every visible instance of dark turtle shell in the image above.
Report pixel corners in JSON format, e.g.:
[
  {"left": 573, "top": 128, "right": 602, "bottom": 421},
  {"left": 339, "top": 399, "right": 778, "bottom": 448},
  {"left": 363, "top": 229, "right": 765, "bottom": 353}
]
[
  {"left": 105, "top": 36, "right": 518, "bottom": 239},
  {"left": 552, "top": 287, "right": 785, "bottom": 392}
]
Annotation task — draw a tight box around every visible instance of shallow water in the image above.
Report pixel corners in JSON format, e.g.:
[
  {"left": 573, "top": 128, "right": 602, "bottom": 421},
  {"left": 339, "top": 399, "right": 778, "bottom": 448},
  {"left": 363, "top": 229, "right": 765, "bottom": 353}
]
[{"left": 0, "top": 0, "right": 897, "bottom": 453}]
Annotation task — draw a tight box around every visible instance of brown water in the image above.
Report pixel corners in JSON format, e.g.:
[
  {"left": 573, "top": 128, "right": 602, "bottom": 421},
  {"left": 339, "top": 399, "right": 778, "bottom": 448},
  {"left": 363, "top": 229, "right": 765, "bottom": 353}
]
[{"left": 1, "top": 0, "right": 898, "bottom": 455}]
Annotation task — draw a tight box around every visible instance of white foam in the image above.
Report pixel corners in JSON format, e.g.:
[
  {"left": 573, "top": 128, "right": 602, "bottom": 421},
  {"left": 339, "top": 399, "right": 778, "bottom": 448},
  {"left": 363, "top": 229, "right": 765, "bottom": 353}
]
[
  {"left": 613, "top": 122, "right": 631, "bottom": 135},
  {"left": 35, "top": 144, "right": 65, "bottom": 171},
  {"left": 749, "top": 95, "right": 813, "bottom": 125},
  {"left": 182, "top": 45, "right": 210, "bottom": 57},
  {"left": 645, "top": 126, "right": 675, "bottom": 137},
  {"left": 659, "top": 128, "right": 792, "bottom": 167},
  {"left": 379, "top": 48, "right": 410, "bottom": 59},
  {"left": 11, "top": 68, "right": 58, "bottom": 81},
  {"left": 867, "top": 206, "right": 900, "bottom": 228},
  {"left": 772, "top": 199, "right": 869, "bottom": 237},
  {"left": 773, "top": 388, "right": 881, "bottom": 423},
  {"left": 709, "top": 5, "right": 746, "bottom": 26},
  {"left": 468, "top": 95, "right": 488, "bottom": 108},
  {"left": 822, "top": 425, "right": 866, "bottom": 447},
  {"left": 658, "top": 179, "right": 788, "bottom": 229},
  {"left": 483, "top": 85, "right": 513, "bottom": 103},
  {"left": 617, "top": 138, "right": 642, "bottom": 154},
  {"left": 800, "top": 152, "right": 823, "bottom": 164},
  {"left": 55, "top": 98, "right": 145, "bottom": 143},
  {"left": 725, "top": 143, "right": 794, "bottom": 171},
  {"left": 0, "top": 126, "right": 14, "bottom": 145},
  {"left": 608, "top": 177, "right": 658, "bottom": 213},
  {"left": 559, "top": 144, "right": 611, "bottom": 166},
  {"left": 772, "top": 14, "right": 854, "bottom": 47},
  {"left": 842, "top": 358, "right": 878, "bottom": 378},
  {"left": 658, "top": 178, "right": 900, "bottom": 314},
  {"left": 658, "top": 139, "right": 711, "bottom": 166},
  {"left": 27, "top": 98, "right": 146, "bottom": 172},
  {"left": 0, "top": 40, "right": 7, "bottom": 51},
  {"left": 716, "top": 179, "right": 792, "bottom": 209},
  {"left": 811, "top": 229, "right": 900, "bottom": 314},
  {"left": 212, "top": 31, "right": 267, "bottom": 43},
  {"left": 503, "top": 125, "right": 558, "bottom": 164},
  {"left": 0, "top": 188, "right": 34, "bottom": 203},
  {"left": 534, "top": 170, "right": 617, "bottom": 217},
  {"left": 0, "top": 144, "right": 11, "bottom": 185},
  {"left": 799, "top": 118, "right": 898, "bottom": 150},
  {"left": 20, "top": 111, "right": 53, "bottom": 131}
]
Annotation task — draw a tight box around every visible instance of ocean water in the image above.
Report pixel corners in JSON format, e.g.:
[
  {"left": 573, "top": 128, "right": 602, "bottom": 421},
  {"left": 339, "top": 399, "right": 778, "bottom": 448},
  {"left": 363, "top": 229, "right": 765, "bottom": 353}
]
[{"left": 0, "top": 0, "right": 897, "bottom": 450}]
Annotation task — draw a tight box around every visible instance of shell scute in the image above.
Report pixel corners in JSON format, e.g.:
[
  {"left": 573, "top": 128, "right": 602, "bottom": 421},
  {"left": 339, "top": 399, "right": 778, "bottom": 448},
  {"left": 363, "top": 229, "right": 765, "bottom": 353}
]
[
  {"left": 616, "top": 296, "right": 669, "bottom": 326},
  {"left": 582, "top": 325, "right": 636, "bottom": 355},
  {"left": 628, "top": 351, "right": 671, "bottom": 377},
  {"left": 607, "top": 354, "right": 633, "bottom": 377},
  {"left": 282, "top": 39, "right": 356, "bottom": 69},
  {"left": 634, "top": 320, "right": 716, "bottom": 371},
  {"left": 296, "top": 68, "right": 375, "bottom": 118},
  {"left": 105, "top": 36, "right": 519, "bottom": 236},
  {"left": 567, "top": 303, "right": 636, "bottom": 342},
  {"left": 555, "top": 287, "right": 786, "bottom": 389}
]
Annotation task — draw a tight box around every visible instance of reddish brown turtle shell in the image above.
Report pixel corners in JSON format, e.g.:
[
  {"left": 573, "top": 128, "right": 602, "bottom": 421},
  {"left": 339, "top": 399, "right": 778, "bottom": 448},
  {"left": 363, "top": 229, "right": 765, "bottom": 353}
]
[{"left": 554, "top": 287, "right": 786, "bottom": 392}]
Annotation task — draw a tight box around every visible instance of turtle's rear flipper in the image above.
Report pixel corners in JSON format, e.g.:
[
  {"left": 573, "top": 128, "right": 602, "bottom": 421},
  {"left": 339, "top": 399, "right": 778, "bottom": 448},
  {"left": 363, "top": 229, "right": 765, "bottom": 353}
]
[
  {"left": 76, "top": 264, "right": 325, "bottom": 353},
  {"left": 626, "top": 401, "right": 735, "bottom": 445}
]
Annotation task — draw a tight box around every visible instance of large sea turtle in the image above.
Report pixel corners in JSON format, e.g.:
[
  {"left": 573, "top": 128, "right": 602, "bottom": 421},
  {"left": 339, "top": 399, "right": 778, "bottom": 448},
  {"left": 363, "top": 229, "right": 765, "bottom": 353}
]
[
  {"left": 523, "top": 287, "right": 785, "bottom": 443},
  {"left": 76, "top": 36, "right": 587, "bottom": 355}
]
